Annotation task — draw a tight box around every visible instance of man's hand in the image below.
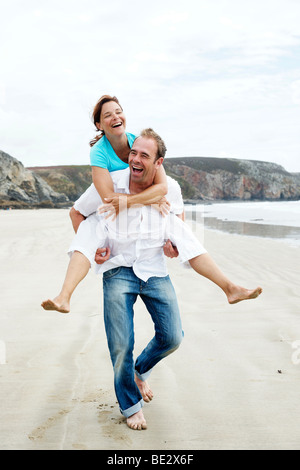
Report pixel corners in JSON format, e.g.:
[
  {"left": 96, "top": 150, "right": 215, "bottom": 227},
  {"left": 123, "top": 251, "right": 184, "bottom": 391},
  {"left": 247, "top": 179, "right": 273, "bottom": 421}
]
[
  {"left": 95, "top": 247, "right": 111, "bottom": 264},
  {"left": 163, "top": 239, "right": 179, "bottom": 258}
]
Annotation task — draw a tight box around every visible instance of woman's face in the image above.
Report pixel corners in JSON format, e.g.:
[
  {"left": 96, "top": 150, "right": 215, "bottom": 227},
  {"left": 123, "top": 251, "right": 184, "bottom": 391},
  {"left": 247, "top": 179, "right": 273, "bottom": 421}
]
[{"left": 97, "top": 101, "right": 126, "bottom": 137}]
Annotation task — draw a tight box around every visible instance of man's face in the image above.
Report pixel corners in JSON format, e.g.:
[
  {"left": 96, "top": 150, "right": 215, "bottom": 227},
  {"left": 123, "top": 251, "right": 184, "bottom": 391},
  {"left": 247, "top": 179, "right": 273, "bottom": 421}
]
[{"left": 129, "top": 137, "right": 163, "bottom": 187}]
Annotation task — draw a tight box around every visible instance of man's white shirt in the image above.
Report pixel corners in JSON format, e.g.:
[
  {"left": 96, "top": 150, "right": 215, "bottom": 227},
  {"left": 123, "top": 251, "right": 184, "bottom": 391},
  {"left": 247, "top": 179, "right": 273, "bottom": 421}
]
[
  {"left": 69, "top": 169, "right": 206, "bottom": 282},
  {"left": 74, "top": 168, "right": 184, "bottom": 217}
]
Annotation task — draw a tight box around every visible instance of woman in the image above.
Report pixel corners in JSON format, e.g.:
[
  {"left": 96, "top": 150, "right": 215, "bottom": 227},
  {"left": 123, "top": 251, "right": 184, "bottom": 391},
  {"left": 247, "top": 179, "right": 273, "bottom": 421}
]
[
  {"left": 89, "top": 95, "right": 170, "bottom": 219},
  {"left": 41, "top": 95, "right": 262, "bottom": 314},
  {"left": 41, "top": 95, "right": 170, "bottom": 314}
]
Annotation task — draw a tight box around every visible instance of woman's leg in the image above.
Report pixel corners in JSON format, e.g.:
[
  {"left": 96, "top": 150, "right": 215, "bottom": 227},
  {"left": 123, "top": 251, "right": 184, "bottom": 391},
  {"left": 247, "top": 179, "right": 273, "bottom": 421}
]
[
  {"left": 41, "top": 250, "right": 90, "bottom": 313},
  {"left": 42, "top": 213, "right": 107, "bottom": 314},
  {"left": 189, "top": 253, "right": 262, "bottom": 304},
  {"left": 168, "top": 214, "right": 262, "bottom": 304}
]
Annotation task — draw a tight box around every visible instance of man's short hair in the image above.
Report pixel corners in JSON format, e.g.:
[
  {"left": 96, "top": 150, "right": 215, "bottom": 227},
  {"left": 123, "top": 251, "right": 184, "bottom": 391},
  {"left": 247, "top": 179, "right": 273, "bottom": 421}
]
[{"left": 139, "top": 128, "right": 167, "bottom": 161}]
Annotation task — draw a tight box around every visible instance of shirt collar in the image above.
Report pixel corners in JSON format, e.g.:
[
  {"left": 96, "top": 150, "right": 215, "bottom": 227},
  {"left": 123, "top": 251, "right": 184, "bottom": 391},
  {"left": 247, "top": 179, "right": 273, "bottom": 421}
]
[{"left": 113, "top": 167, "right": 130, "bottom": 193}]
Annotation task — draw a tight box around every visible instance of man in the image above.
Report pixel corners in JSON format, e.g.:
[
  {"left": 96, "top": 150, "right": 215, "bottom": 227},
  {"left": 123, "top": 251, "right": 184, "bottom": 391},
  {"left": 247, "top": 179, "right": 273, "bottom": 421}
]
[
  {"left": 67, "top": 128, "right": 262, "bottom": 431},
  {"left": 69, "top": 129, "right": 207, "bottom": 430}
]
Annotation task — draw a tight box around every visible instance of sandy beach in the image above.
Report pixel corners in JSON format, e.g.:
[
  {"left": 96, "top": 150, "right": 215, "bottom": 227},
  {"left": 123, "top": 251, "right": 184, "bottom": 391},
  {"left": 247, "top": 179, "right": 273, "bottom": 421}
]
[{"left": 0, "top": 208, "right": 300, "bottom": 450}]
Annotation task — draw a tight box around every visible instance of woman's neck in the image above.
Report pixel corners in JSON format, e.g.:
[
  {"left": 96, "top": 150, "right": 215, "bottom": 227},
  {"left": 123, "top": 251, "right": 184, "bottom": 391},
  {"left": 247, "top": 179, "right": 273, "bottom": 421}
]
[{"left": 107, "top": 132, "right": 130, "bottom": 162}]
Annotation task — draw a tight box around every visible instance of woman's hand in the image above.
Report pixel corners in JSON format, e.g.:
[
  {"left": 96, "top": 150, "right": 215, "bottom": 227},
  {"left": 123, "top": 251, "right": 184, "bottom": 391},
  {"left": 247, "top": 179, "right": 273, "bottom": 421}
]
[
  {"left": 152, "top": 197, "right": 171, "bottom": 217},
  {"left": 98, "top": 195, "right": 128, "bottom": 220},
  {"left": 158, "top": 197, "right": 171, "bottom": 216},
  {"left": 98, "top": 194, "right": 170, "bottom": 219}
]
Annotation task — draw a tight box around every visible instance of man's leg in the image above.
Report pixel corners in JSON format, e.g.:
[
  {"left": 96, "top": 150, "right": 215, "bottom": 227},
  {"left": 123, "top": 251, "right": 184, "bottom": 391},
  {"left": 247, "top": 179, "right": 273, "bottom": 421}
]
[
  {"left": 102, "top": 267, "right": 147, "bottom": 430},
  {"left": 135, "top": 275, "right": 183, "bottom": 396}
]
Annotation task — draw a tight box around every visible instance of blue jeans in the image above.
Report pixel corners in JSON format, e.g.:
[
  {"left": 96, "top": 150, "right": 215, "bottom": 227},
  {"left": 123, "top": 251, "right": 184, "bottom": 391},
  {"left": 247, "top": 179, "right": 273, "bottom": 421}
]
[{"left": 102, "top": 267, "right": 183, "bottom": 418}]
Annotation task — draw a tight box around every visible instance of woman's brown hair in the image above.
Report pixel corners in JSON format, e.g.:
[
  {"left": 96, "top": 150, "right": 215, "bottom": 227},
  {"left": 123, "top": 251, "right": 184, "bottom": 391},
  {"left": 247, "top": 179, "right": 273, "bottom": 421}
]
[{"left": 89, "top": 95, "right": 122, "bottom": 147}]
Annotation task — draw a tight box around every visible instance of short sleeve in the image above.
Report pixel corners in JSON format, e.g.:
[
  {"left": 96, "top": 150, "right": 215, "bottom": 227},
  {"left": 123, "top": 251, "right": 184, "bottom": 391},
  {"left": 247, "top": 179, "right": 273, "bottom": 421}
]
[
  {"left": 90, "top": 142, "right": 109, "bottom": 169},
  {"left": 166, "top": 177, "right": 184, "bottom": 215},
  {"left": 73, "top": 184, "right": 103, "bottom": 217}
]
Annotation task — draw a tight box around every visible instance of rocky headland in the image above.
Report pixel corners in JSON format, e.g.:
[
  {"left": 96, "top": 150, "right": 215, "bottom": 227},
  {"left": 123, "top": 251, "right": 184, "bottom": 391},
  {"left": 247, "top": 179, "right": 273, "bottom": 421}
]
[
  {"left": 1, "top": 149, "right": 300, "bottom": 209},
  {"left": 163, "top": 156, "right": 300, "bottom": 202},
  {"left": 0, "top": 150, "right": 70, "bottom": 209}
]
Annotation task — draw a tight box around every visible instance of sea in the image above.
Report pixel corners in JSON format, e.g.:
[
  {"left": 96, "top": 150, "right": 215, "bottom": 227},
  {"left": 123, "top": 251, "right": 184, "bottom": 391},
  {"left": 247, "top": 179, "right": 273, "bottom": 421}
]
[{"left": 184, "top": 200, "right": 300, "bottom": 247}]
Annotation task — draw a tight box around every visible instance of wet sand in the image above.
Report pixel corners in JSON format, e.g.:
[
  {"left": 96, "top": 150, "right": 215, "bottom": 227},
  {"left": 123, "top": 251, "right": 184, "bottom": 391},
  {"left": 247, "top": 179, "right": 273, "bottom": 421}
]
[{"left": 0, "top": 209, "right": 300, "bottom": 450}]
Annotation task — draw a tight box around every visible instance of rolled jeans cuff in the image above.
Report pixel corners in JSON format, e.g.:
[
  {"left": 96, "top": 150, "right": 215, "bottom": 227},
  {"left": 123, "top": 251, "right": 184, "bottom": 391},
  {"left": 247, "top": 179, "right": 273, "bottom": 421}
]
[
  {"left": 121, "top": 398, "right": 144, "bottom": 418},
  {"left": 134, "top": 367, "right": 153, "bottom": 382}
]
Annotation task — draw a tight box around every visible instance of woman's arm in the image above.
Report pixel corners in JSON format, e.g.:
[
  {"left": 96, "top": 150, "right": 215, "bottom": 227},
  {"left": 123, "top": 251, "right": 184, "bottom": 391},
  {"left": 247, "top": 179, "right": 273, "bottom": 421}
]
[
  {"left": 92, "top": 166, "right": 118, "bottom": 201},
  {"left": 93, "top": 165, "right": 168, "bottom": 218},
  {"left": 93, "top": 165, "right": 182, "bottom": 258},
  {"left": 127, "top": 165, "right": 168, "bottom": 206}
]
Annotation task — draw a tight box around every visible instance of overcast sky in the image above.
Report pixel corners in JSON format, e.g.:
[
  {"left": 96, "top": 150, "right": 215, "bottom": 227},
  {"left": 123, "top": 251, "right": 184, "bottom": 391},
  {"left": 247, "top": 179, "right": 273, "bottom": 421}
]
[{"left": 0, "top": 0, "right": 300, "bottom": 172}]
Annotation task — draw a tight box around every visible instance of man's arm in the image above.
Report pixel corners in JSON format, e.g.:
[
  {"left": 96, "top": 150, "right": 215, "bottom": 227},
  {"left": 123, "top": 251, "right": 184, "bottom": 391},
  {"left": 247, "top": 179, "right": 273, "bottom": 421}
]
[
  {"left": 94, "top": 247, "right": 111, "bottom": 264},
  {"left": 163, "top": 211, "right": 185, "bottom": 257},
  {"left": 163, "top": 240, "right": 179, "bottom": 258},
  {"left": 162, "top": 176, "right": 185, "bottom": 257}
]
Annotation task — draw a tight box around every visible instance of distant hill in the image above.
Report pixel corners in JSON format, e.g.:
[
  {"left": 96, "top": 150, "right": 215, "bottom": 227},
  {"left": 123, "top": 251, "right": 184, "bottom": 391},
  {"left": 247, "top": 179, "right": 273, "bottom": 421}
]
[
  {"left": 1, "top": 149, "right": 300, "bottom": 209},
  {"left": 26, "top": 165, "right": 92, "bottom": 202},
  {"left": 27, "top": 157, "right": 300, "bottom": 203},
  {"left": 163, "top": 156, "right": 300, "bottom": 201}
]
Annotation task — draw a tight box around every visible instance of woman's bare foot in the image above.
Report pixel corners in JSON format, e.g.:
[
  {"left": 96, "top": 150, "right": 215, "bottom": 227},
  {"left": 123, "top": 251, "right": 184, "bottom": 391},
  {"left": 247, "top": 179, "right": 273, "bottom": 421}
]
[
  {"left": 41, "top": 296, "right": 70, "bottom": 314},
  {"left": 127, "top": 410, "right": 147, "bottom": 430},
  {"left": 227, "top": 285, "right": 263, "bottom": 305},
  {"left": 135, "top": 375, "right": 154, "bottom": 403}
]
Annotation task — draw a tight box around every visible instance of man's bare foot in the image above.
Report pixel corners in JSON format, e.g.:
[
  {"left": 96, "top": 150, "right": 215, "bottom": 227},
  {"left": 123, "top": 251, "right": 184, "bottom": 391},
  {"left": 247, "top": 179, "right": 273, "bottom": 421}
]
[
  {"left": 41, "top": 296, "right": 70, "bottom": 314},
  {"left": 135, "top": 375, "right": 153, "bottom": 403},
  {"left": 227, "top": 286, "right": 263, "bottom": 305},
  {"left": 127, "top": 410, "right": 147, "bottom": 430}
]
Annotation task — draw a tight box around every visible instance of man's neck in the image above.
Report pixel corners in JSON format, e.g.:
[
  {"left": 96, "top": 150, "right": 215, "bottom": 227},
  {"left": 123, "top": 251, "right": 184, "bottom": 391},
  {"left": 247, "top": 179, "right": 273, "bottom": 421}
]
[{"left": 129, "top": 179, "right": 153, "bottom": 195}]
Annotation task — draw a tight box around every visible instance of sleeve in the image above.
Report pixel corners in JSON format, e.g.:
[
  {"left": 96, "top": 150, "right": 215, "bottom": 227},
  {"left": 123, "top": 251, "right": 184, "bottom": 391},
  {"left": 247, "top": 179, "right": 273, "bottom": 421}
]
[
  {"left": 90, "top": 141, "right": 109, "bottom": 168},
  {"left": 68, "top": 213, "right": 108, "bottom": 267},
  {"left": 166, "top": 176, "right": 184, "bottom": 215},
  {"left": 166, "top": 213, "right": 207, "bottom": 264},
  {"left": 73, "top": 184, "right": 103, "bottom": 217}
]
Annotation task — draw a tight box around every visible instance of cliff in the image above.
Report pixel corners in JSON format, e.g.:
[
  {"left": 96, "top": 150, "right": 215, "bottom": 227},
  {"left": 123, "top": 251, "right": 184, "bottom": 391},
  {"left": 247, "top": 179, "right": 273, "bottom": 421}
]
[
  {"left": 1, "top": 149, "right": 300, "bottom": 208},
  {"left": 0, "top": 150, "right": 70, "bottom": 209},
  {"left": 29, "top": 157, "right": 300, "bottom": 203},
  {"left": 163, "top": 157, "right": 300, "bottom": 201},
  {"left": 26, "top": 165, "right": 92, "bottom": 202}
]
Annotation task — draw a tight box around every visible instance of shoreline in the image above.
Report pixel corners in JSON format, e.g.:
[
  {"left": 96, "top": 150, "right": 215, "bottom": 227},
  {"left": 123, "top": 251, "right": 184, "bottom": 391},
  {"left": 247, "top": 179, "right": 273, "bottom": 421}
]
[
  {"left": 200, "top": 217, "right": 300, "bottom": 247},
  {"left": 1, "top": 196, "right": 300, "bottom": 210},
  {"left": 184, "top": 200, "right": 300, "bottom": 247},
  {"left": 0, "top": 209, "right": 300, "bottom": 450}
]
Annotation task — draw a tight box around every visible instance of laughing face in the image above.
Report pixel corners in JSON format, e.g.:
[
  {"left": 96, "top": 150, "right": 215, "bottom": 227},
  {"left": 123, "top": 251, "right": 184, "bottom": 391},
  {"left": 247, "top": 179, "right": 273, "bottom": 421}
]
[
  {"left": 97, "top": 100, "right": 126, "bottom": 137},
  {"left": 129, "top": 136, "right": 163, "bottom": 189}
]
